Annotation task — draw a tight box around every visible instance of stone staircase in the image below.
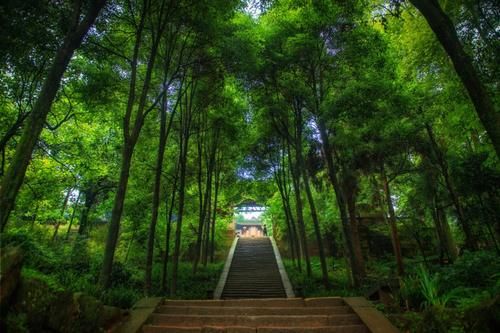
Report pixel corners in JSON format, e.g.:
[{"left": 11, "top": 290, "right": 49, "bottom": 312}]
[
  {"left": 116, "top": 236, "right": 400, "bottom": 333},
  {"left": 141, "top": 297, "right": 371, "bottom": 333},
  {"left": 221, "top": 237, "right": 286, "bottom": 299}
]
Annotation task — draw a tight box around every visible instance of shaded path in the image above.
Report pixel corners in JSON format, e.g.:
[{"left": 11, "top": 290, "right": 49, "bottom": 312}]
[{"left": 221, "top": 237, "right": 286, "bottom": 299}]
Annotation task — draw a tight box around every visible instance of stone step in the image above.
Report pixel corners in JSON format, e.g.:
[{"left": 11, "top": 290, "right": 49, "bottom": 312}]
[
  {"left": 163, "top": 299, "right": 307, "bottom": 308},
  {"left": 148, "top": 314, "right": 362, "bottom": 327},
  {"left": 156, "top": 306, "right": 354, "bottom": 316},
  {"left": 142, "top": 325, "right": 370, "bottom": 333}
]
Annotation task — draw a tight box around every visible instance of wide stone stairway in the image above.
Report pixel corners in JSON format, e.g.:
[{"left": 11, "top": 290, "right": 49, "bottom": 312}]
[
  {"left": 221, "top": 237, "right": 286, "bottom": 299},
  {"left": 118, "top": 237, "right": 399, "bottom": 333},
  {"left": 141, "top": 297, "right": 372, "bottom": 332}
]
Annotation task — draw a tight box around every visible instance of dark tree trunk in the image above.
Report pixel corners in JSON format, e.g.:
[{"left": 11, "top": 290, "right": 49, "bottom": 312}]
[
  {"left": 52, "top": 188, "right": 72, "bottom": 241},
  {"left": 316, "top": 119, "right": 365, "bottom": 286},
  {"left": 78, "top": 186, "right": 97, "bottom": 236},
  {"left": 0, "top": 0, "right": 107, "bottom": 231},
  {"left": 171, "top": 134, "right": 189, "bottom": 296},
  {"left": 162, "top": 168, "right": 178, "bottom": 292},
  {"left": 410, "top": 0, "right": 500, "bottom": 157},
  {"left": 380, "top": 165, "right": 404, "bottom": 276},
  {"left": 145, "top": 75, "right": 177, "bottom": 294},
  {"left": 210, "top": 151, "right": 222, "bottom": 263},
  {"left": 344, "top": 183, "right": 366, "bottom": 279},
  {"left": 275, "top": 168, "right": 298, "bottom": 268},
  {"left": 426, "top": 124, "right": 477, "bottom": 250},
  {"left": 100, "top": 0, "right": 169, "bottom": 288},
  {"left": 99, "top": 143, "right": 134, "bottom": 287},
  {"left": 202, "top": 179, "right": 212, "bottom": 266},
  {"left": 300, "top": 153, "right": 330, "bottom": 288},
  {"left": 171, "top": 81, "right": 195, "bottom": 295},
  {"left": 287, "top": 141, "right": 311, "bottom": 276}
]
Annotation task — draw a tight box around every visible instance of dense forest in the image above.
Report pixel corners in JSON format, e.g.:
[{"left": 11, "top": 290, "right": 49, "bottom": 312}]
[{"left": 0, "top": 0, "right": 499, "bottom": 332}]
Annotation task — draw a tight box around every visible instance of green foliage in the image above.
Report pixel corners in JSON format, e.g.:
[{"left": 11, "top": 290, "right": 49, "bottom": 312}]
[
  {"left": 439, "top": 251, "right": 500, "bottom": 292},
  {"left": 4, "top": 312, "right": 29, "bottom": 333},
  {"left": 284, "top": 257, "right": 355, "bottom": 297},
  {"left": 415, "top": 264, "right": 450, "bottom": 308}
]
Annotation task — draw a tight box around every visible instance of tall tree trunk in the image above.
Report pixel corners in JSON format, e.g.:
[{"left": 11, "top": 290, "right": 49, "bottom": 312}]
[
  {"left": 344, "top": 182, "right": 366, "bottom": 279},
  {"left": 100, "top": 0, "right": 169, "bottom": 288},
  {"left": 171, "top": 134, "right": 189, "bottom": 296},
  {"left": 78, "top": 187, "right": 96, "bottom": 236},
  {"left": 171, "top": 81, "right": 195, "bottom": 295},
  {"left": 283, "top": 150, "right": 301, "bottom": 270},
  {"left": 316, "top": 119, "right": 365, "bottom": 286},
  {"left": 380, "top": 165, "right": 404, "bottom": 276},
  {"left": 99, "top": 143, "right": 134, "bottom": 287},
  {"left": 162, "top": 168, "right": 178, "bottom": 292},
  {"left": 300, "top": 154, "right": 329, "bottom": 288},
  {"left": 65, "top": 191, "right": 81, "bottom": 239},
  {"left": 144, "top": 63, "right": 179, "bottom": 293},
  {"left": 426, "top": 124, "right": 477, "bottom": 250},
  {"left": 410, "top": 0, "right": 500, "bottom": 157},
  {"left": 52, "top": 188, "right": 72, "bottom": 241},
  {"left": 275, "top": 170, "right": 297, "bottom": 268},
  {"left": 145, "top": 93, "right": 169, "bottom": 295},
  {"left": 435, "top": 200, "right": 458, "bottom": 262},
  {"left": 0, "top": 0, "right": 107, "bottom": 231},
  {"left": 202, "top": 180, "right": 212, "bottom": 266},
  {"left": 210, "top": 152, "right": 222, "bottom": 263},
  {"left": 287, "top": 141, "right": 311, "bottom": 276}
]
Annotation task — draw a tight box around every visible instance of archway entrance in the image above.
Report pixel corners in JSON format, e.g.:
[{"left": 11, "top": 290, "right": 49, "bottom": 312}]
[{"left": 234, "top": 200, "right": 267, "bottom": 237}]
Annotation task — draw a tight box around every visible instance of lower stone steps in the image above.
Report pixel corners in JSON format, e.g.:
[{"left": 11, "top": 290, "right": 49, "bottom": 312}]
[
  {"left": 118, "top": 297, "right": 400, "bottom": 333},
  {"left": 148, "top": 314, "right": 363, "bottom": 327},
  {"left": 142, "top": 325, "right": 370, "bottom": 333},
  {"left": 135, "top": 298, "right": 372, "bottom": 333},
  {"left": 156, "top": 306, "right": 354, "bottom": 315}
]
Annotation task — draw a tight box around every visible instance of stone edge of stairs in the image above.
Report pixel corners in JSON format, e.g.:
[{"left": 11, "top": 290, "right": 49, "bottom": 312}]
[{"left": 114, "top": 297, "right": 400, "bottom": 333}]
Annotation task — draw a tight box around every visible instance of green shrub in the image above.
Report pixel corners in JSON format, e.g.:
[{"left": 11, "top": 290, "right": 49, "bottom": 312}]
[
  {"left": 438, "top": 251, "right": 500, "bottom": 292},
  {"left": 100, "top": 286, "right": 141, "bottom": 308},
  {"left": 4, "top": 312, "right": 29, "bottom": 333}
]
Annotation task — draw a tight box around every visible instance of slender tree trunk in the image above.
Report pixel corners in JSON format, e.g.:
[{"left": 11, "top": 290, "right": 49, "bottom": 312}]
[
  {"left": 287, "top": 141, "right": 311, "bottom": 276},
  {"left": 202, "top": 181, "right": 212, "bottom": 266},
  {"left": 171, "top": 137, "right": 188, "bottom": 296},
  {"left": 210, "top": 153, "right": 222, "bottom": 263},
  {"left": 162, "top": 169, "right": 178, "bottom": 292},
  {"left": 0, "top": 0, "right": 107, "bottom": 231},
  {"left": 100, "top": 0, "right": 170, "bottom": 288},
  {"left": 300, "top": 157, "right": 329, "bottom": 288},
  {"left": 380, "top": 165, "right": 404, "bottom": 276},
  {"left": 344, "top": 186, "right": 366, "bottom": 278},
  {"left": 65, "top": 191, "right": 81, "bottom": 239},
  {"left": 145, "top": 102, "right": 168, "bottom": 295},
  {"left": 437, "top": 203, "right": 458, "bottom": 261},
  {"left": 99, "top": 143, "right": 134, "bottom": 287},
  {"left": 426, "top": 124, "right": 477, "bottom": 250},
  {"left": 145, "top": 68, "right": 178, "bottom": 293},
  {"left": 275, "top": 171, "right": 297, "bottom": 267},
  {"left": 316, "top": 119, "right": 364, "bottom": 286},
  {"left": 283, "top": 151, "right": 301, "bottom": 271},
  {"left": 52, "top": 188, "right": 72, "bottom": 241},
  {"left": 410, "top": 0, "right": 500, "bottom": 157},
  {"left": 432, "top": 201, "right": 447, "bottom": 262},
  {"left": 171, "top": 82, "right": 195, "bottom": 295}
]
